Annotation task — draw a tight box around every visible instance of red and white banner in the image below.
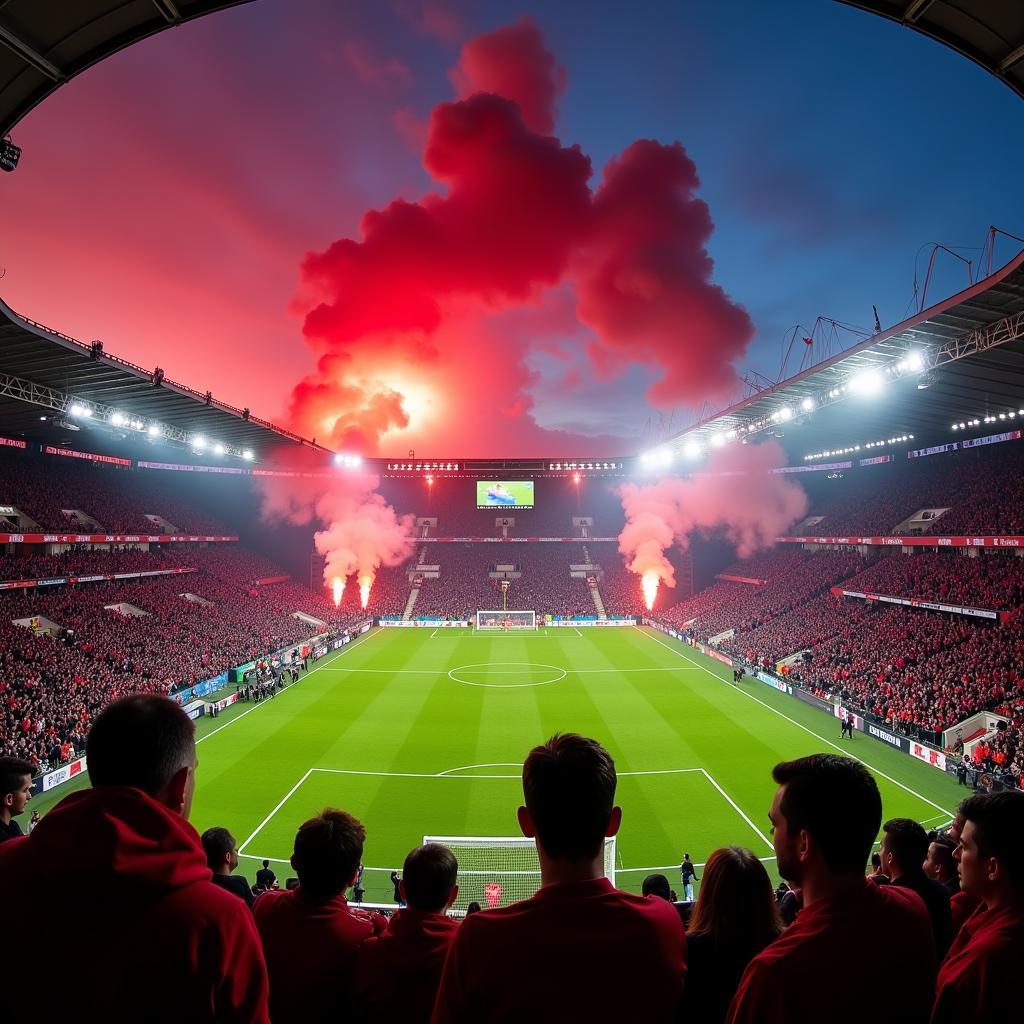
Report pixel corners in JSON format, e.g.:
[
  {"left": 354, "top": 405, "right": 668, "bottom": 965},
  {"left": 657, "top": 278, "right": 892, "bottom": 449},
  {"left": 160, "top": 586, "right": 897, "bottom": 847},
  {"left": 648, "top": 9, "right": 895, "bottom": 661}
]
[
  {"left": 780, "top": 535, "right": 1024, "bottom": 549},
  {"left": 909, "top": 742, "right": 947, "bottom": 773},
  {"left": 41, "top": 755, "right": 87, "bottom": 792},
  {"left": 0, "top": 566, "right": 199, "bottom": 591},
  {"left": 43, "top": 445, "right": 131, "bottom": 467},
  {"left": 715, "top": 574, "right": 766, "bottom": 585},
  {"left": 0, "top": 436, "right": 27, "bottom": 449},
  {"left": 830, "top": 587, "right": 1003, "bottom": 621},
  {"left": 0, "top": 533, "right": 238, "bottom": 544}
]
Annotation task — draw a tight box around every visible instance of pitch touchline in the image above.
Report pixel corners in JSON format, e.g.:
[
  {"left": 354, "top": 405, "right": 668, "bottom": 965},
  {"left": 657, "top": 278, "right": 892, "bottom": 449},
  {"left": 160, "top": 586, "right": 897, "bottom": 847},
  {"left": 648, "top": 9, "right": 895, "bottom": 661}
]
[
  {"left": 635, "top": 626, "right": 955, "bottom": 819},
  {"left": 319, "top": 666, "right": 703, "bottom": 675},
  {"left": 195, "top": 627, "right": 382, "bottom": 746}
]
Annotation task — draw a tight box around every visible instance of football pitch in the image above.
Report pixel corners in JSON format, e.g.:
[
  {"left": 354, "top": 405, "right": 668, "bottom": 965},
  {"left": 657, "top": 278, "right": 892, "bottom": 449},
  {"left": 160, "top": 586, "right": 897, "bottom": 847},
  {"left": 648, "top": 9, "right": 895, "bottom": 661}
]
[{"left": 33, "top": 625, "right": 964, "bottom": 903}]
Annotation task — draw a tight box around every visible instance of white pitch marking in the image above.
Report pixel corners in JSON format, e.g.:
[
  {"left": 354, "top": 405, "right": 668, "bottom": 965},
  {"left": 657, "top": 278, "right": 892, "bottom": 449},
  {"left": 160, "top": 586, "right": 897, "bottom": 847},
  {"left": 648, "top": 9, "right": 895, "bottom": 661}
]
[
  {"left": 636, "top": 626, "right": 956, "bottom": 818},
  {"left": 237, "top": 768, "right": 315, "bottom": 854},
  {"left": 698, "top": 768, "right": 774, "bottom": 851}
]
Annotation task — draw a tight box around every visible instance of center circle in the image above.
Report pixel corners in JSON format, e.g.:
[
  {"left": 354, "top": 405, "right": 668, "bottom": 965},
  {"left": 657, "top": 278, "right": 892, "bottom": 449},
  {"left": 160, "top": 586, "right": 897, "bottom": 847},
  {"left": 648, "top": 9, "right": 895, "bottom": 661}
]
[{"left": 448, "top": 662, "right": 567, "bottom": 688}]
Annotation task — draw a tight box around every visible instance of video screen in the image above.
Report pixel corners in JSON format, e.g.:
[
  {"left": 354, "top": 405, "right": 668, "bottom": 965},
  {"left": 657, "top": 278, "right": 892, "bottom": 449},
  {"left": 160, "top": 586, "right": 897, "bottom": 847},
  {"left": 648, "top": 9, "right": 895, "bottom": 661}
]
[{"left": 476, "top": 480, "right": 535, "bottom": 509}]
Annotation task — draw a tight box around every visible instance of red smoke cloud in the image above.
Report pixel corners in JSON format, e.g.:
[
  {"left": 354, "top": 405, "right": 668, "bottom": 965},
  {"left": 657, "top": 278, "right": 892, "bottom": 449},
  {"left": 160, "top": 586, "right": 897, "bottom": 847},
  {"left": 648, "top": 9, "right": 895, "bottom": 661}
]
[
  {"left": 618, "top": 441, "right": 808, "bottom": 587},
  {"left": 255, "top": 456, "right": 414, "bottom": 597},
  {"left": 288, "top": 18, "right": 753, "bottom": 455},
  {"left": 451, "top": 16, "right": 567, "bottom": 134}
]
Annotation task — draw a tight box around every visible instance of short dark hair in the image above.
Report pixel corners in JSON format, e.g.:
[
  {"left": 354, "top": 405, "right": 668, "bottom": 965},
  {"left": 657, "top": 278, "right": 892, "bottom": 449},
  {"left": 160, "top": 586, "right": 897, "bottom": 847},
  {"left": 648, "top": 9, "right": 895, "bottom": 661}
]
[
  {"left": 86, "top": 694, "right": 195, "bottom": 795},
  {"left": 961, "top": 791, "right": 1024, "bottom": 892},
  {"left": 0, "top": 756, "right": 34, "bottom": 797},
  {"left": 262, "top": 859, "right": 270, "bottom": 868},
  {"left": 201, "top": 827, "right": 236, "bottom": 869},
  {"left": 883, "top": 818, "right": 929, "bottom": 875},
  {"left": 870, "top": 852, "right": 882, "bottom": 869},
  {"left": 642, "top": 873, "right": 673, "bottom": 900},
  {"left": 402, "top": 844, "right": 458, "bottom": 912},
  {"left": 773, "top": 754, "right": 881, "bottom": 874},
  {"left": 523, "top": 733, "right": 616, "bottom": 860},
  {"left": 465, "top": 901, "right": 482, "bottom": 915},
  {"left": 292, "top": 809, "right": 365, "bottom": 901},
  {"left": 929, "top": 834, "right": 957, "bottom": 873}
]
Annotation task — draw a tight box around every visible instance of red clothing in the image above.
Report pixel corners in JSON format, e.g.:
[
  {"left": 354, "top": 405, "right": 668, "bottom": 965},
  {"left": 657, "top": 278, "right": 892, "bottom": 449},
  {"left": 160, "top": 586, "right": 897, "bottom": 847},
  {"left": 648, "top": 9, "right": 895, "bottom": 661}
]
[
  {"left": 950, "top": 889, "right": 983, "bottom": 936},
  {"left": 0, "top": 786, "right": 268, "bottom": 1023},
  {"left": 254, "top": 886, "right": 386, "bottom": 1024},
  {"left": 431, "top": 877, "right": 686, "bottom": 1023},
  {"left": 355, "top": 908, "right": 460, "bottom": 1023},
  {"left": 931, "top": 903, "right": 1024, "bottom": 1024},
  {"left": 727, "top": 880, "right": 935, "bottom": 1024}
]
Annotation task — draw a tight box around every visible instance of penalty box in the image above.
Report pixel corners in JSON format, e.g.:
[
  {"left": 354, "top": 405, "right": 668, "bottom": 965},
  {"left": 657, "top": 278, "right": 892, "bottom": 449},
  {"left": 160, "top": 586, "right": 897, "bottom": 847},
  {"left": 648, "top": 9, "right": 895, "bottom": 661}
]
[{"left": 236, "top": 763, "right": 773, "bottom": 897}]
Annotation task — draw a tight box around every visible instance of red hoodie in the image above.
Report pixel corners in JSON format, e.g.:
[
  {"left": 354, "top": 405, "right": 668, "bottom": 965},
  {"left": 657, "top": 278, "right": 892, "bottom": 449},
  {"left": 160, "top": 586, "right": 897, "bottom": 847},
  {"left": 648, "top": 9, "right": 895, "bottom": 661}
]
[
  {"left": 355, "top": 908, "right": 460, "bottom": 1022},
  {"left": 0, "top": 786, "right": 269, "bottom": 1023}
]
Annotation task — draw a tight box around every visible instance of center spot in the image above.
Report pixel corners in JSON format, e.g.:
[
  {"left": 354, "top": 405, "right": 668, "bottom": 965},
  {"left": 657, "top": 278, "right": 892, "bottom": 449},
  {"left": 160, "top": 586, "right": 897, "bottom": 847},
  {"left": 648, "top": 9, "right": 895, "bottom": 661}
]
[{"left": 448, "top": 662, "right": 567, "bottom": 688}]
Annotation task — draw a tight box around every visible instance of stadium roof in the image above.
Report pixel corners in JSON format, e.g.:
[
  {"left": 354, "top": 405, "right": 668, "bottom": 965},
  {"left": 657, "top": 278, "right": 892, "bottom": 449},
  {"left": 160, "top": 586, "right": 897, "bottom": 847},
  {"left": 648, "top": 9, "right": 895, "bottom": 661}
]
[
  {"left": 0, "top": 1, "right": 254, "bottom": 136},
  {"left": 837, "top": 2, "right": 1024, "bottom": 103},
  {"left": 0, "top": 295, "right": 322, "bottom": 461},
  {"left": 662, "top": 248, "right": 1024, "bottom": 464}
]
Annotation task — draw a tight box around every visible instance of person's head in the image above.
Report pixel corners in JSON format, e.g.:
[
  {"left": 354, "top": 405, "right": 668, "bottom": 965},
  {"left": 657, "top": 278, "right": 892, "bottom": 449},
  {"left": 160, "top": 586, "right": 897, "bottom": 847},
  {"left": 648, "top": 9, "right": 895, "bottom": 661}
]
[
  {"left": 86, "top": 694, "right": 197, "bottom": 817},
  {"left": 290, "top": 809, "right": 365, "bottom": 901},
  {"left": 869, "top": 852, "right": 883, "bottom": 873},
  {"left": 262, "top": 859, "right": 270, "bottom": 869},
  {"left": 688, "top": 846, "right": 783, "bottom": 947},
  {"left": 954, "top": 791, "right": 1024, "bottom": 903},
  {"left": 201, "top": 827, "right": 239, "bottom": 875},
  {"left": 518, "top": 733, "right": 620, "bottom": 862},
  {"left": 400, "top": 843, "right": 459, "bottom": 912},
  {"left": 684, "top": 853, "right": 692, "bottom": 862},
  {"left": 924, "top": 834, "right": 958, "bottom": 883},
  {"left": 0, "top": 756, "right": 34, "bottom": 822},
  {"left": 770, "top": 754, "right": 881, "bottom": 884},
  {"left": 465, "top": 901, "right": 482, "bottom": 915},
  {"left": 642, "top": 873, "right": 673, "bottom": 901},
  {"left": 880, "top": 818, "right": 929, "bottom": 881}
]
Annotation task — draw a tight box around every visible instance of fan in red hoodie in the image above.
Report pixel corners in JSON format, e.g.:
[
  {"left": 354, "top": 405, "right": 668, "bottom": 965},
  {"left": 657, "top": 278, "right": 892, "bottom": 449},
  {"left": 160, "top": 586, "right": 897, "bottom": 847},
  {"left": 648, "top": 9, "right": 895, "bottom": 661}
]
[
  {"left": 0, "top": 694, "right": 269, "bottom": 1022},
  {"left": 931, "top": 791, "right": 1024, "bottom": 1024},
  {"left": 355, "top": 842, "right": 461, "bottom": 1022}
]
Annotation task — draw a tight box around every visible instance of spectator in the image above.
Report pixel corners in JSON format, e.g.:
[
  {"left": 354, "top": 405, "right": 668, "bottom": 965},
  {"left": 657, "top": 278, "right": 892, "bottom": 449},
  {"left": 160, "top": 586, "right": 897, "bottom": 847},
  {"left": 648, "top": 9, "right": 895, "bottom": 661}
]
[
  {"left": 433, "top": 733, "right": 686, "bottom": 1022},
  {"left": 356, "top": 843, "right": 460, "bottom": 1023},
  {"left": 0, "top": 694, "right": 269, "bottom": 1021},
  {"left": 683, "top": 847, "right": 783, "bottom": 1024},
  {"left": 867, "top": 850, "right": 889, "bottom": 884},
  {"left": 680, "top": 852, "right": 699, "bottom": 901},
  {"left": 924, "top": 833, "right": 960, "bottom": 897},
  {"left": 727, "top": 754, "right": 935, "bottom": 1024},
  {"left": 255, "top": 858, "right": 277, "bottom": 892},
  {"left": 254, "top": 809, "right": 385, "bottom": 1024},
  {"left": 0, "top": 755, "right": 33, "bottom": 844},
  {"left": 946, "top": 803, "right": 984, "bottom": 934},
  {"left": 202, "top": 826, "right": 255, "bottom": 909},
  {"left": 879, "top": 818, "right": 953, "bottom": 958},
  {"left": 464, "top": 901, "right": 481, "bottom": 915},
  {"left": 932, "top": 791, "right": 1024, "bottom": 1024},
  {"left": 643, "top": 872, "right": 686, "bottom": 924}
]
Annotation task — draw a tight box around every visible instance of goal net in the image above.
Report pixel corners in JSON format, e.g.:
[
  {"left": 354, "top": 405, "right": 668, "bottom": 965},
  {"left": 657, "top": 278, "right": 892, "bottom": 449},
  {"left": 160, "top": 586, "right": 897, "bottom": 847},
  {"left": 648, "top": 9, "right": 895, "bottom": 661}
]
[
  {"left": 476, "top": 610, "right": 537, "bottom": 630},
  {"left": 422, "top": 835, "right": 617, "bottom": 911}
]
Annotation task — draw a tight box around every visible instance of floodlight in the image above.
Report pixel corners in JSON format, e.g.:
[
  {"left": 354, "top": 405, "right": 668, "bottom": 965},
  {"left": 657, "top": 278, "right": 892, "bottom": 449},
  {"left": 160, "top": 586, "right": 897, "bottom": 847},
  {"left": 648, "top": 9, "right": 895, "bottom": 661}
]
[
  {"left": 779, "top": 406, "right": 793, "bottom": 421},
  {"left": 193, "top": 435, "right": 207, "bottom": 450},
  {"left": 148, "top": 424, "right": 160, "bottom": 437},
  {"left": 214, "top": 443, "right": 226, "bottom": 455},
  {"left": 849, "top": 369, "right": 884, "bottom": 395},
  {"left": 683, "top": 441, "right": 700, "bottom": 459},
  {"left": 243, "top": 450, "right": 254, "bottom": 461},
  {"left": 110, "top": 412, "right": 125, "bottom": 426},
  {"left": 711, "top": 432, "right": 725, "bottom": 447},
  {"left": 801, "top": 397, "right": 815, "bottom": 412},
  {"left": 902, "top": 351, "right": 924, "bottom": 373}
]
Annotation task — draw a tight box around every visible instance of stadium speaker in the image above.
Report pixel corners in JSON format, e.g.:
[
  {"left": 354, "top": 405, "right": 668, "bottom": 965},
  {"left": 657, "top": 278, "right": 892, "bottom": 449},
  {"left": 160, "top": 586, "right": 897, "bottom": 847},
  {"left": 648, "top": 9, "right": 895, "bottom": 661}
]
[{"left": 0, "top": 138, "right": 20, "bottom": 173}]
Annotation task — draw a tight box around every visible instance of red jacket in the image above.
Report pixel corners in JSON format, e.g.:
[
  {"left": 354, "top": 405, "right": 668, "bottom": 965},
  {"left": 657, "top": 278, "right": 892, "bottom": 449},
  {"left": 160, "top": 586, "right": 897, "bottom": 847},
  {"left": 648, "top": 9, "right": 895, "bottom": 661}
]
[
  {"left": 254, "top": 887, "right": 386, "bottom": 1024},
  {"left": 0, "top": 786, "right": 269, "bottom": 1022},
  {"left": 931, "top": 903, "right": 1024, "bottom": 1024},
  {"left": 355, "top": 908, "right": 460, "bottom": 1022},
  {"left": 727, "top": 880, "right": 935, "bottom": 1024},
  {"left": 356, "top": 909, "right": 460, "bottom": 1019},
  {"left": 431, "top": 877, "right": 686, "bottom": 1023}
]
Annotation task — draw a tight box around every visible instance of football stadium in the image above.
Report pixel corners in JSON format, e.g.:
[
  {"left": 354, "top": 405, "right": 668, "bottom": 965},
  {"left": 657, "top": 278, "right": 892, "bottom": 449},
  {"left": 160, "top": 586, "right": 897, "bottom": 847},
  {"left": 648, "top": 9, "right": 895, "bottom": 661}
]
[{"left": 2, "top": 3, "right": 1023, "bottom": 1022}]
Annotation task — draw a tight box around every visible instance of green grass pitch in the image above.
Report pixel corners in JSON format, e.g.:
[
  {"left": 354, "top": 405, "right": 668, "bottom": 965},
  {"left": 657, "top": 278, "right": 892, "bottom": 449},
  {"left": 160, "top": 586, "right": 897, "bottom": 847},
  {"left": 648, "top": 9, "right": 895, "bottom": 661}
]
[{"left": 32, "top": 625, "right": 964, "bottom": 904}]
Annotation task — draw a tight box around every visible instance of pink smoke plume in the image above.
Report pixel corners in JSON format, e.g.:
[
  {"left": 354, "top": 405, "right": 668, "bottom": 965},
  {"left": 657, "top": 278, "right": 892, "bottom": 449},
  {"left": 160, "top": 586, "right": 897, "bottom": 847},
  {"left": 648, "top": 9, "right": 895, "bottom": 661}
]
[
  {"left": 617, "top": 441, "right": 808, "bottom": 591},
  {"left": 255, "top": 457, "right": 414, "bottom": 600},
  {"left": 286, "top": 18, "right": 753, "bottom": 456}
]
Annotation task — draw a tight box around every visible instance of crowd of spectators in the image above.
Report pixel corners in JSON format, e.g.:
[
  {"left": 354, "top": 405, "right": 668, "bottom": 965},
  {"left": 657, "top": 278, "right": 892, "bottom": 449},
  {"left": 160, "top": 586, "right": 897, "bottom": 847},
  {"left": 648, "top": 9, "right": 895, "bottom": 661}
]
[
  {"left": 0, "top": 546, "right": 370, "bottom": 769},
  {"left": 4, "top": 708, "right": 1022, "bottom": 1023}
]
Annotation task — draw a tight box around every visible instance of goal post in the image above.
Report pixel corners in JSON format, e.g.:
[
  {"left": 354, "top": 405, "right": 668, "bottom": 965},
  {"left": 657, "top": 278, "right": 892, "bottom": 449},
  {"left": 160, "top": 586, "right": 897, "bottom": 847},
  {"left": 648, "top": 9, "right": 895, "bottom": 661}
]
[
  {"left": 422, "top": 835, "right": 616, "bottom": 911},
  {"left": 476, "top": 610, "right": 537, "bottom": 630}
]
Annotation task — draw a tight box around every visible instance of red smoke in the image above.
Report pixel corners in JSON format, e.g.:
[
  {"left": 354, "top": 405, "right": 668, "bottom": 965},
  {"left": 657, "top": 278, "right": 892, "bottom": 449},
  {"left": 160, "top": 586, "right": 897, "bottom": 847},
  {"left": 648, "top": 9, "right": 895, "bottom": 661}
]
[
  {"left": 618, "top": 442, "right": 808, "bottom": 587},
  {"left": 255, "top": 455, "right": 414, "bottom": 599},
  {"left": 287, "top": 18, "right": 753, "bottom": 455}
]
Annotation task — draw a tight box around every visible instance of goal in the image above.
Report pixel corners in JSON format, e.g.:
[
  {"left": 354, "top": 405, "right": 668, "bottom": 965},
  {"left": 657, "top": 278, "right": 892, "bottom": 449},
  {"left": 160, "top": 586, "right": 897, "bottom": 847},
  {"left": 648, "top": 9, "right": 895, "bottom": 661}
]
[
  {"left": 476, "top": 610, "right": 537, "bottom": 630},
  {"left": 423, "top": 835, "right": 617, "bottom": 911}
]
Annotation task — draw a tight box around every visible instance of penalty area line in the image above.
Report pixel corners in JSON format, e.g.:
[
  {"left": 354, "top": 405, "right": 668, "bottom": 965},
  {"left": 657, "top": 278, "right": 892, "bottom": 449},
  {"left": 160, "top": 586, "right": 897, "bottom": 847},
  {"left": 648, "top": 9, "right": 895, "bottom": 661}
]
[{"left": 636, "top": 626, "right": 955, "bottom": 819}]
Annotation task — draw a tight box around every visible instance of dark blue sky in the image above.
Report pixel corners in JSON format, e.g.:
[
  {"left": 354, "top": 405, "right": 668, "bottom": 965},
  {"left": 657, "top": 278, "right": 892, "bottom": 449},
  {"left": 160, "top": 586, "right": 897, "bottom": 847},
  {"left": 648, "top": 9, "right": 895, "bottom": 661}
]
[{"left": 3, "top": 0, "right": 1022, "bottom": 453}]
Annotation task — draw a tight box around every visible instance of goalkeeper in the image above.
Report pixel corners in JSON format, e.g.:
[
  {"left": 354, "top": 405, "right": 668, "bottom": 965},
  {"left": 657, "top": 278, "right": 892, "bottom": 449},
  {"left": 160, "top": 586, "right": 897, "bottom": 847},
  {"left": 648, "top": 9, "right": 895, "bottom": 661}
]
[{"left": 433, "top": 733, "right": 686, "bottom": 1021}]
